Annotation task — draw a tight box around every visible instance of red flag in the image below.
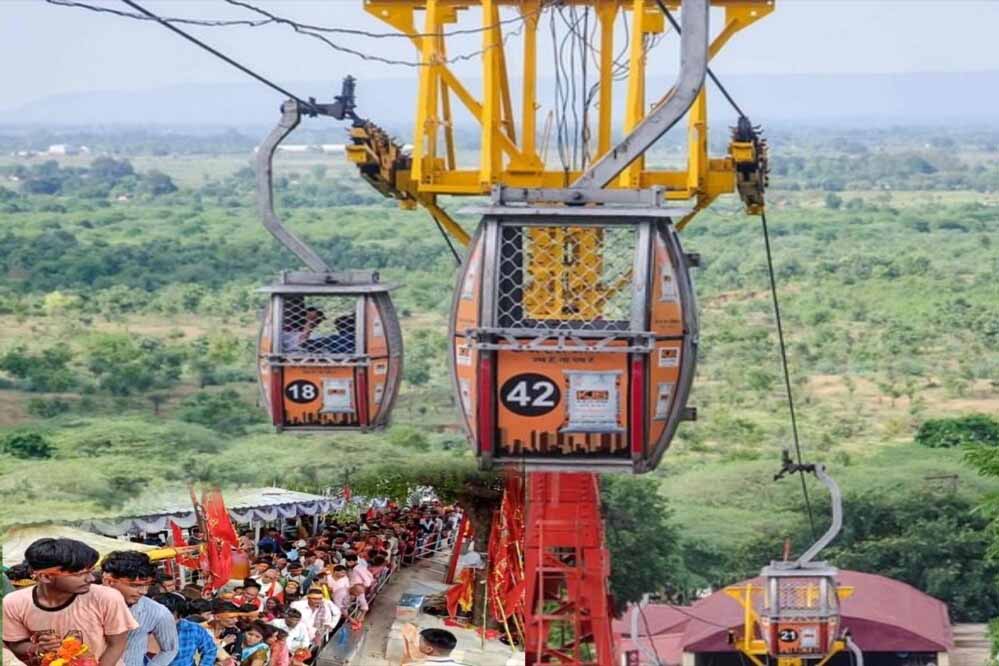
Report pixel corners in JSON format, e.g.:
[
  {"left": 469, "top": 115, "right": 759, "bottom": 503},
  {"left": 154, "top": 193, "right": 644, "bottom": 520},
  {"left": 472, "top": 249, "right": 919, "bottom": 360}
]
[
  {"left": 343, "top": 485, "right": 352, "bottom": 502},
  {"left": 202, "top": 490, "right": 238, "bottom": 545},
  {"left": 169, "top": 521, "right": 201, "bottom": 569},
  {"left": 201, "top": 489, "right": 238, "bottom": 590},
  {"left": 487, "top": 507, "right": 513, "bottom": 622},
  {"left": 446, "top": 568, "right": 475, "bottom": 618},
  {"left": 487, "top": 475, "right": 527, "bottom": 623}
]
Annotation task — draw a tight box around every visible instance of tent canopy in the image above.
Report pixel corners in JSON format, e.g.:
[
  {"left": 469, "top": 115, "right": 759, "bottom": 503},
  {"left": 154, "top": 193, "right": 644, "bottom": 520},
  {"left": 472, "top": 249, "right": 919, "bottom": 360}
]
[
  {"left": 77, "top": 487, "right": 350, "bottom": 536},
  {"left": 3, "top": 524, "right": 156, "bottom": 568}
]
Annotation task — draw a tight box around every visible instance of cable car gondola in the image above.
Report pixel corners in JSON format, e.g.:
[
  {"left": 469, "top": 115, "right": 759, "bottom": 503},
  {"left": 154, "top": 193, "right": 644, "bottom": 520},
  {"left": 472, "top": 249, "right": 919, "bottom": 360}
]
[
  {"left": 257, "top": 271, "right": 402, "bottom": 431},
  {"left": 254, "top": 92, "right": 403, "bottom": 432},
  {"left": 727, "top": 454, "right": 860, "bottom": 666},
  {"left": 450, "top": 208, "right": 699, "bottom": 472}
]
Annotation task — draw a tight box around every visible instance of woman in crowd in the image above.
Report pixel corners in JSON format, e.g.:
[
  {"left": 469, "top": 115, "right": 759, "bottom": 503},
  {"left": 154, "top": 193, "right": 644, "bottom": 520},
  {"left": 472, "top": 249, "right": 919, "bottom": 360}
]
[
  {"left": 262, "top": 598, "right": 284, "bottom": 622},
  {"left": 239, "top": 623, "right": 270, "bottom": 666},
  {"left": 282, "top": 579, "right": 302, "bottom": 605},
  {"left": 266, "top": 626, "right": 290, "bottom": 666}
]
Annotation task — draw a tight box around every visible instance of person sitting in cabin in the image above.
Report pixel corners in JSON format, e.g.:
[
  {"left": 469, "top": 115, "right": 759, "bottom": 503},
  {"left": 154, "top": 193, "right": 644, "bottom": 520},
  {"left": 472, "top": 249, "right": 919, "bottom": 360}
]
[
  {"left": 325, "top": 314, "right": 356, "bottom": 355},
  {"left": 281, "top": 300, "right": 326, "bottom": 354}
]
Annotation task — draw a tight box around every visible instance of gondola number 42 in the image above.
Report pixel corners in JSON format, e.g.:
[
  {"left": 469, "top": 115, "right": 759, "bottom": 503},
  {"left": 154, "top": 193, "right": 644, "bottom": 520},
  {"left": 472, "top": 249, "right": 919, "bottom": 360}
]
[{"left": 500, "top": 373, "right": 561, "bottom": 416}]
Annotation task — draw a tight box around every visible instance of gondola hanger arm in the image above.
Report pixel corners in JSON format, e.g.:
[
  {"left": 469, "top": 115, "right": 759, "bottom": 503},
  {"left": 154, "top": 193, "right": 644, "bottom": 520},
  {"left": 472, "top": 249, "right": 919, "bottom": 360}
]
[{"left": 256, "top": 78, "right": 363, "bottom": 274}]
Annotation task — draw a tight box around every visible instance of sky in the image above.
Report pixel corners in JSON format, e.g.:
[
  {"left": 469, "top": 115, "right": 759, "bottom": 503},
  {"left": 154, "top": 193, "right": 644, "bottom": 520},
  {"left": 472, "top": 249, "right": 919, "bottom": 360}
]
[{"left": 2, "top": 0, "right": 999, "bottom": 111}]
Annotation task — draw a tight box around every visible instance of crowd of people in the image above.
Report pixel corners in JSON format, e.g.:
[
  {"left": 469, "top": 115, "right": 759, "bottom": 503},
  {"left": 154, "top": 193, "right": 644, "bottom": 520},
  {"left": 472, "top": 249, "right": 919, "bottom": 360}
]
[{"left": 2, "top": 502, "right": 465, "bottom": 666}]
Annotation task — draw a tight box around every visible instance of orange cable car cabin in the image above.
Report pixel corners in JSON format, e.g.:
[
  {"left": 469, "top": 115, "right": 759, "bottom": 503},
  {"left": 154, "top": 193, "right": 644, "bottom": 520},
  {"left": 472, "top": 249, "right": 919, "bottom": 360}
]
[
  {"left": 258, "top": 271, "right": 402, "bottom": 431},
  {"left": 758, "top": 566, "right": 844, "bottom": 660},
  {"left": 450, "top": 209, "right": 699, "bottom": 472}
]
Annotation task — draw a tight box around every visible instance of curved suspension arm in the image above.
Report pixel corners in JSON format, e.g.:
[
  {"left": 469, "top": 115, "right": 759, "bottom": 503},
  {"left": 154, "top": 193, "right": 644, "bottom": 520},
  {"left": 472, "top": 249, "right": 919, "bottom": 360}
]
[
  {"left": 796, "top": 463, "right": 843, "bottom": 567},
  {"left": 845, "top": 634, "right": 864, "bottom": 666},
  {"left": 571, "top": 0, "right": 709, "bottom": 191},
  {"left": 256, "top": 99, "right": 332, "bottom": 273}
]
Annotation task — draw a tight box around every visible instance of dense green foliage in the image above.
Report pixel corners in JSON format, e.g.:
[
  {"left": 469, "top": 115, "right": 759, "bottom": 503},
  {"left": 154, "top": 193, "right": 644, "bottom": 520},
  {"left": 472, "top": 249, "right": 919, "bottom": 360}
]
[
  {"left": 177, "top": 389, "right": 265, "bottom": 435},
  {"left": 732, "top": 486, "right": 999, "bottom": 622},
  {"left": 916, "top": 414, "right": 999, "bottom": 448},
  {"left": 0, "top": 125, "right": 997, "bottom": 620},
  {"left": 2, "top": 431, "right": 54, "bottom": 459},
  {"left": 601, "top": 476, "right": 687, "bottom": 611}
]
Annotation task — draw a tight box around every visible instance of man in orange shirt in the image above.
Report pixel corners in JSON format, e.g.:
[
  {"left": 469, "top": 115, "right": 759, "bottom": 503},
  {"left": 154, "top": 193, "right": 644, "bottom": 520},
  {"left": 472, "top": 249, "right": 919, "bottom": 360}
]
[{"left": 3, "top": 539, "right": 137, "bottom": 666}]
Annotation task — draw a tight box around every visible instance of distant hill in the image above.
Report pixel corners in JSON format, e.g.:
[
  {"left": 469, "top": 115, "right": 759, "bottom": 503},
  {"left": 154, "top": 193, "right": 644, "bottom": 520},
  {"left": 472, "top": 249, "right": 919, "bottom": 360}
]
[{"left": 2, "top": 71, "right": 998, "bottom": 128}]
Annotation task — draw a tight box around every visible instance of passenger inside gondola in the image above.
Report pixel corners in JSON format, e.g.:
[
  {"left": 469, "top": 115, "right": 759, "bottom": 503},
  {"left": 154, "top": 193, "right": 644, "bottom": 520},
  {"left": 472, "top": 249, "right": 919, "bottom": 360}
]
[
  {"left": 326, "top": 314, "right": 356, "bottom": 355},
  {"left": 280, "top": 297, "right": 356, "bottom": 355},
  {"left": 281, "top": 298, "right": 326, "bottom": 353}
]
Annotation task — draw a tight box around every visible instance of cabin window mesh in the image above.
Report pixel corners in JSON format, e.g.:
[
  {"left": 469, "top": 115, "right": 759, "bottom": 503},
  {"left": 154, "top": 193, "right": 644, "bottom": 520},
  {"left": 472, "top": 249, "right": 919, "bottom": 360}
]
[
  {"left": 280, "top": 295, "right": 358, "bottom": 355},
  {"left": 496, "top": 225, "right": 636, "bottom": 332}
]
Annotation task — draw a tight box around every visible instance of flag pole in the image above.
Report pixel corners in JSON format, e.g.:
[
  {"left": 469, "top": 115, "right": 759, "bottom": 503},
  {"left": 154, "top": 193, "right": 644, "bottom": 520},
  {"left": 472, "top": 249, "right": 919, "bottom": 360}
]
[
  {"left": 492, "top": 591, "right": 518, "bottom": 653},
  {"left": 481, "top": 576, "right": 489, "bottom": 650}
]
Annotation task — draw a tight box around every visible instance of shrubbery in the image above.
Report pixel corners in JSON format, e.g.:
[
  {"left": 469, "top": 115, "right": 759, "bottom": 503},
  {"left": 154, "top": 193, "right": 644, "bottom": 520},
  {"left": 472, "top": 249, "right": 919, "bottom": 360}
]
[
  {"left": 1, "top": 431, "right": 54, "bottom": 459},
  {"left": 915, "top": 414, "right": 999, "bottom": 449},
  {"left": 177, "top": 389, "right": 264, "bottom": 436}
]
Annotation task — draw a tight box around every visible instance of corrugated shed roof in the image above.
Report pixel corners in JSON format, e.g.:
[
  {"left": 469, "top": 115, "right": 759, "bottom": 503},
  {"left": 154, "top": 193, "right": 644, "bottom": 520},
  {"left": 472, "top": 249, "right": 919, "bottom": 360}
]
[
  {"left": 117, "top": 486, "right": 330, "bottom": 518},
  {"left": 3, "top": 524, "right": 155, "bottom": 567}
]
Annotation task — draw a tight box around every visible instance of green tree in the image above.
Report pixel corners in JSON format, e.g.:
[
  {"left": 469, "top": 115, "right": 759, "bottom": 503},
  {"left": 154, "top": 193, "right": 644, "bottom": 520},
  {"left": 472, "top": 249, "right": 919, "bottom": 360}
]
[
  {"left": 824, "top": 192, "right": 843, "bottom": 210},
  {"left": 737, "top": 487, "right": 999, "bottom": 622},
  {"left": 387, "top": 425, "right": 431, "bottom": 451},
  {"left": 916, "top": 414, "right": 999, "bottom": 449},
  {"left": 89, "top": 157, "right": 135, "bottom": 183},
  {"left": 84, "top": 334, "right": 184, "bottom": 395},
  {"left": 2, "top": 431, "right": 55, "bottom": 459},
  {"left": 601, "top": 476, "right": 688, "bottom": 611},
  {"left": 0, "top": 346, "right": 77, "bottom": 392},
  {"left": 142, "top": 170, "right": 178, "bottom": 196},
  {"left": 177, "top": 389, "right": 264, "bottom": 435}
]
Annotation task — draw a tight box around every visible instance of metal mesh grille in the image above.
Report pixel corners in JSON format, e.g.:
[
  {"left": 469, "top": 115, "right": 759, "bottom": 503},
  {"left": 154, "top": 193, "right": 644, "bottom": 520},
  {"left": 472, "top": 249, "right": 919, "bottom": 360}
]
[
  {"left": 280, "top": 295, "right": 358, "bottom": 355},
  {"left": 496, "top": 225, "right": 636, "bottom": 332},
  {"left": 768, "top": 578, "right": 833, "bottom": 614}
]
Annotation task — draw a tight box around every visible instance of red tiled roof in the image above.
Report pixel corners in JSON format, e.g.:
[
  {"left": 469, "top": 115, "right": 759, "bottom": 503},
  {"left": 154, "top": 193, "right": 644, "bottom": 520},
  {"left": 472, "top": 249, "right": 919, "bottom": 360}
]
[
  {"left": 617, "top": 633, "right": 686, "bottom": 665},
  {"left": 612, "top": 605, "right": 691, "bottom": 638}
]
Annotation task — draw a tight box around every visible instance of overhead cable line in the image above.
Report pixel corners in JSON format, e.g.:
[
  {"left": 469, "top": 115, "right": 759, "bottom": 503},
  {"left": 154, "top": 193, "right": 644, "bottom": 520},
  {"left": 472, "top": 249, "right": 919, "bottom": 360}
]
[
  {"left": 652, "top": 0, "right": 816, "bottom": 537},
  {"left": 224, "top": 0, "right": 542, "bottom": 67},
  {"left": 759, "top": 210, "right": 818, "bottom": 539},
  {"left": 654, "top": 0, "right": 746, "bottom": 119},
  {"left": 51, "top": 0, "right": 542, "bottom": 68},
  {"left": 225, "top": 0, "right": 543, "bottom": 39},
  {"left": 639, "top": 605, "right": 666, "bottom": 666},
  {"left": 433, "top": 219, "right": 463, "bottom": 266},
  {"left": 117, "top": 0, "right": 318, "bottom": 113},
  {"left": 44, "top": 0, "right": 272, "bottom": 26},
  {"left": 48, "top": 0, "right": 541, "bottom": 39}
]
